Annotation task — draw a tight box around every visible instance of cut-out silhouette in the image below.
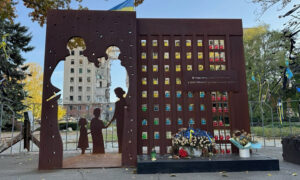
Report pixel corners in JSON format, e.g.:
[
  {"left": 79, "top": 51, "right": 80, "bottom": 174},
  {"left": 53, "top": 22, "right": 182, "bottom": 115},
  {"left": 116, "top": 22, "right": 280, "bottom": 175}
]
[
  {"left": 91, "top": 108, "right": 106, "bottom": 154},
  {"left": 78, "top": 118, "right": 89, "bottom": 154},
  {"left": 106, "top": 87, "right": 127, "bottom": 153}
]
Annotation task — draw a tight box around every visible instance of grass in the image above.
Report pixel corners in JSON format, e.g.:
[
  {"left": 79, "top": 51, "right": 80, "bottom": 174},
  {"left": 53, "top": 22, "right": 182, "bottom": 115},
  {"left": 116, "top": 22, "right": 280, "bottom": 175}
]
[{"left": 251, "top": 126, "right": 300, "bottom": 138}]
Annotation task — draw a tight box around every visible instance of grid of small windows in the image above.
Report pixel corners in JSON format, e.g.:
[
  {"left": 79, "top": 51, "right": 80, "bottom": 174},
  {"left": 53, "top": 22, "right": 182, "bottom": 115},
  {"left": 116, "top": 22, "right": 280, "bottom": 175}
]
[
  {"left": 211, "top": 91, "right": 231, "bottom": 154},
  {"left": 138, "top": 36, "right": 231, "bottom": 155},
  {"left": 208, "top": 38, "right": 226, "bottom": 71}
]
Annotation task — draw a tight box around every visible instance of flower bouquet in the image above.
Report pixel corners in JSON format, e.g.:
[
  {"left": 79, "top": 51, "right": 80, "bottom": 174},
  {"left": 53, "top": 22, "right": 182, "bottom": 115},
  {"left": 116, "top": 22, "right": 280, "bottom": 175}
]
[
  {"left": 172, "top": 128, "right": 215, "bottom": 158},
  {"left": 229, "top": 130, "right": 261, "bottom": 158}
]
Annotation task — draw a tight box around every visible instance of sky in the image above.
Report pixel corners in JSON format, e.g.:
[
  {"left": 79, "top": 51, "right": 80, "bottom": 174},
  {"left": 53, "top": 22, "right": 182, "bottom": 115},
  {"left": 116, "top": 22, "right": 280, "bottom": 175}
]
[{"left": 14, "top": 0, "right": 295, "bottom": 102}]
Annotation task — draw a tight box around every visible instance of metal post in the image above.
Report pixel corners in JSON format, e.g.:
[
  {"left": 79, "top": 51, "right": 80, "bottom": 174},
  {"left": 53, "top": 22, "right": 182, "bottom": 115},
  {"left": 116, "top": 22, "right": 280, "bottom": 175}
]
[
  {"left": 249, "top": 102, "right": 254, "bottom": 141},
  {"left": 65, "top": 109, "right": 69, "bottom": 151},
  {"left": 10, "top": 109, "right": 15, "bottom": 154},
  {"left": 285, "top": 101, "right": 293, "bottom": 135},
  {"left": 260, "top": 101, "right": 266, "bottom": 146},
  {"left": 264, "top": 103, "right": 275, "bottom": 146},
  {"left": 19, "top": 121, "right": 22, "bottom": 153},
  {"left": 31, "top": 104, "right": 35, "bottom": 151},
  {"left": 0, "top": 104, "right": 3, "bottom": 139}
]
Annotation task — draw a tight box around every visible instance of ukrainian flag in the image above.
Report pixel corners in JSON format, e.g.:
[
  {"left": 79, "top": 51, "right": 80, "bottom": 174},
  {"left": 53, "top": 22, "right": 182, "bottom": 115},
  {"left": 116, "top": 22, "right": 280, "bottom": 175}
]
[{"left": 109, "top": 0, "right": 135, "bottom": 11}]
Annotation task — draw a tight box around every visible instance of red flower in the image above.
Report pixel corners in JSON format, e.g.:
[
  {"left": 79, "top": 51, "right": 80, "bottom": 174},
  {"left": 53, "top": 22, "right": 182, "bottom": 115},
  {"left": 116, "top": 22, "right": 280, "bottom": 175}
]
[{"left": 179, "top": 148, "right": 188, "bottom": 158}]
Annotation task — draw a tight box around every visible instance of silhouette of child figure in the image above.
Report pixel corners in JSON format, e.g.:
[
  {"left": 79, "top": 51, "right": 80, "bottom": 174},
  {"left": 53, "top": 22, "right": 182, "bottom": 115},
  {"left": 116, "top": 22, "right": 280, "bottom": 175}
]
[
  {"left": 78, "top": 118, "right": 89, "bottom": 154},
  {"left": 106, "top": 87, "right": 127, "bottom": 153},
  {"left": 91, "top": 108, "right": 106, "bottom": 154}
]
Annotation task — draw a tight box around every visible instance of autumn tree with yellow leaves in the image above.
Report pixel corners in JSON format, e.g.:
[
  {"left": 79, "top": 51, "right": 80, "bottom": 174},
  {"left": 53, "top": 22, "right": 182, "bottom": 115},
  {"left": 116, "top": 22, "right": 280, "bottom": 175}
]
[{"left": 23, "top": 63, "right": 66, "bottom": 121}]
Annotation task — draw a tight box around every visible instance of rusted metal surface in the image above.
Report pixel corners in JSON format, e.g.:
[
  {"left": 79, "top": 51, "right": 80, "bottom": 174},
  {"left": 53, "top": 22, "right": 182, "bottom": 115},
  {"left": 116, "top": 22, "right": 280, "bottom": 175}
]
[
  {"left": 78, "top": 118, "right": 89, "bottom": 154},
  {"left": 40, "top": 10, "right": 249, "bottom": 169},
  {"left": 40, "top": 10, "right": 137, "bottom": 169},
  {"left": 91, "top": 109, "right": 105, "bottom": 154},
  {"left": 63, "top": 153, "right": 122, "bottom": 169},
  {"left": 136, "top": 19, "right": 250, "bottom": 155}
]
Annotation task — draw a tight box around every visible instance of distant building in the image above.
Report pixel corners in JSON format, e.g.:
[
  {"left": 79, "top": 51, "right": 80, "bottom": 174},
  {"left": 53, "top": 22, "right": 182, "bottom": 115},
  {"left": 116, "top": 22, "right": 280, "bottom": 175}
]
[{"left": 63, "top": 46, "right": 119, "bottom": 121}]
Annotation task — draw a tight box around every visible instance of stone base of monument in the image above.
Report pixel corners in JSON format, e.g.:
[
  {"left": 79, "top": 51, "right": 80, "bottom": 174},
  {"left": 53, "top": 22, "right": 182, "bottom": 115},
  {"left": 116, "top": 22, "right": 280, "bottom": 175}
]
[{"left": 137, "top": 154, "right": 279, "bottom": 174}]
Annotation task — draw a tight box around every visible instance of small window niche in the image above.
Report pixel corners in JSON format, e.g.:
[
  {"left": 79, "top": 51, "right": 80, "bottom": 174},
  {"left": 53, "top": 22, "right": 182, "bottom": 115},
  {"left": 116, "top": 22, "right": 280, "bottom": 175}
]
[
  {"left": 142, "top": 119, "right": 147, "bottom": 126},
  {"left": 186, "top": 40, "right": 192, "bottom": 47},
  {"left": 142, "top": 132, "right": 148, "bottom": 140},
  {"left": 142, "top": 104, "right": 147, "bottom": 112},
  {"left": 153, "top": 91, "right": 159, "bottom": 98},
  {"left": 142, "top": 91, "right": 147, "bottom": 98},
  {"left": 154, "top": 118, "right": 159, "bottom": 125},
  {"left": 152, "top": 40, "right": 158, "bottom": 47},
  {"left": 164, "top": 40, "right": 169, "bottom": 47},
  {"left": 141, "top": 39, "right": 147, "bottom": 47},
  {"left": 175, "top": 40, "right": 180, "bottom": 47},
  {"left": 154, "top": 132, "right": 160, "bottom": 140}
]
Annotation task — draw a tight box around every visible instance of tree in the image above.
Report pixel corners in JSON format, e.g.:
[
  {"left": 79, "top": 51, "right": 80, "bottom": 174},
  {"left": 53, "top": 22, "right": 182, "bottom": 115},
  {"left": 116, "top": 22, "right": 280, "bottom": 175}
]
[
  {"left": 0, "top": 20, "right": 33, "bottom": 126},
  {"left": 252, "top": 0, "right": 300, "bottom": 93},
  {"left": 23, "top": 63, "right": 66, "bottom": 121},
  {"left": 0, "top": 0, "right": 145, "bottom": 26},
  {"left": 244, "top": 25, "right": 299, "bottom": 122}
]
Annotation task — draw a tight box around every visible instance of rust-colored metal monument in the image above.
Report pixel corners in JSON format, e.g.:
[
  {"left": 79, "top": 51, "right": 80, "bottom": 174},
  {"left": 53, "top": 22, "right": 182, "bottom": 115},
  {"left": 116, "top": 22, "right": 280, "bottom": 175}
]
[{"left": 39, "top": 10, "right": 249, "bottom": 170}]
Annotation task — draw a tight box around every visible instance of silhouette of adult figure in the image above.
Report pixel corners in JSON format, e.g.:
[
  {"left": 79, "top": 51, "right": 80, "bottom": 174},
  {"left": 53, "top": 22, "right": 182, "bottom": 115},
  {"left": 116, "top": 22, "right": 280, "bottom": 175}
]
[
  {"left": 106, "top": 87, "right": 127, "bottom": 153},
  {"left": 91, "top": 108, "right": 106, "bottom": 154}
]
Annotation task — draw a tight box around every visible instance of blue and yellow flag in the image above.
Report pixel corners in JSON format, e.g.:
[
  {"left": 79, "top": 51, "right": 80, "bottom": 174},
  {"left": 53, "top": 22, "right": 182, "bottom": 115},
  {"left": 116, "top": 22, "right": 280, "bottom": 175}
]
[{"left": 109, "top": 0, "right": 135, "bottom": 11}]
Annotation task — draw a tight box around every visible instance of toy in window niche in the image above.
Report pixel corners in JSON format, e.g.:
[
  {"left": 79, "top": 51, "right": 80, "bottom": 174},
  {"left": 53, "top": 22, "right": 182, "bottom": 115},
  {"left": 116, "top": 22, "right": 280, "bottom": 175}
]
[
  {"left": 106, "top": 87, "right": 127, "bottom": 153},
  {"left": 141, "top": 40, "right": 146, "bottom": 46},
  {"left": 186, "top": 40, "right": 192, "bottom": 47},
  {"left": 209, "top": 52, "right": 214, "bottom": 62},
  {"left": 198, "top": 52, "right": 203, "bottom": 59},
  {"left": 91, "top": 108, "right": 107, "bottom": 154},
  {"left": 209, "top": 40, "right": 214, "bottom": 49},
  {"left": 214, "top": 40, "right": 219, "bottom": 49},
  {"left": 152, "top": 40, "right": 158, "bottom": 47},
  {"left": 78, "top": 118, "right": 89, "bottom": 154},
  {"left": 212, "top": 103, "right": 217, "bottom": 113},
  {"left": 220, "top": 52, "right": 225, "bottom": 62},
  {"left": 164, "top": 40, "right": 169, "bottom": 46},
  {"left": 175, "top": 40, "right": 180, "bottom": 47},
  {"left": 218, "top": 103, "right": 223, "bottom": 113},
  {"left": 197, "top": 40, "right": 203, "bottom": 47},
  {"left": 214, "top": 52, "right": 219, "bottom": 62},
  {"left": 220, "top": 40, "right": 225, "bottom": 50},
  {"left": 216, "top": 92, "right": 222, "bottom": 101},
  {"left": 164, "top": 52, "right": 169, "bottom": 59},
  {"left": 211, "top": 92, "right": 216, "bottom": 101}
]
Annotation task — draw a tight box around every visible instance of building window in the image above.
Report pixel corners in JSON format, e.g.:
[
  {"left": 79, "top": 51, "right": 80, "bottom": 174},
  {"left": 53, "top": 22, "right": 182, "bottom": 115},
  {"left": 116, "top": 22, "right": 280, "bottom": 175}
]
[
  {"left": 71, "top": 50, "right": 74, "bottom": 55},
  {"left": 87, "top": 96, "right": 90, "bottom": 101},
  {"left": 78, "top": 86, "right": 82, "bottom": 92},
  {"left": 71, "top": 59, "right": 74, "bottom": 65},
  {"left": 69, "top": 105, "right": 73, "bottom": 110},
  {"left": 87, "top": 87, "right": 91, "bottom": 91},
  {"left": 79, "top": 51, "right": 83, "bottom": 55},
  {"left": 87, "top": 77, "right": 91, "bottom": 82},
  {"left": 70, "top": 68, "right": 74, "bottom": 73},
  {"left": 70, "top": 96, "right": 73, "bottom": 101},
  {"left": 78, "top": 96, "right": 82, "bottom": 101},
  {"left": 79, "top": 59, "right": 83, "bottom": 65},
  {"left": 78, "top": 105, "right": 81, "bottom": 110},
  {"left": 70, "top": 77, "right": 74, "bottom": 83},
  {"left": 70, "top": 86, "right": 73, "bottom": 92},
  {"left": 87, "top": 68, "right": 91, "bottom": 73},
  {"left": 99, "top": 81, "right": 102, "bottom": 88},
  {"left": 79, "top": 77, "right": 82, "bottom": 82},
  {"left": 79, "top": 68, "right": 83, "bottom": 73},
  {"left": 86, "top": 105, "right": 89, "bottom": 110}
]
